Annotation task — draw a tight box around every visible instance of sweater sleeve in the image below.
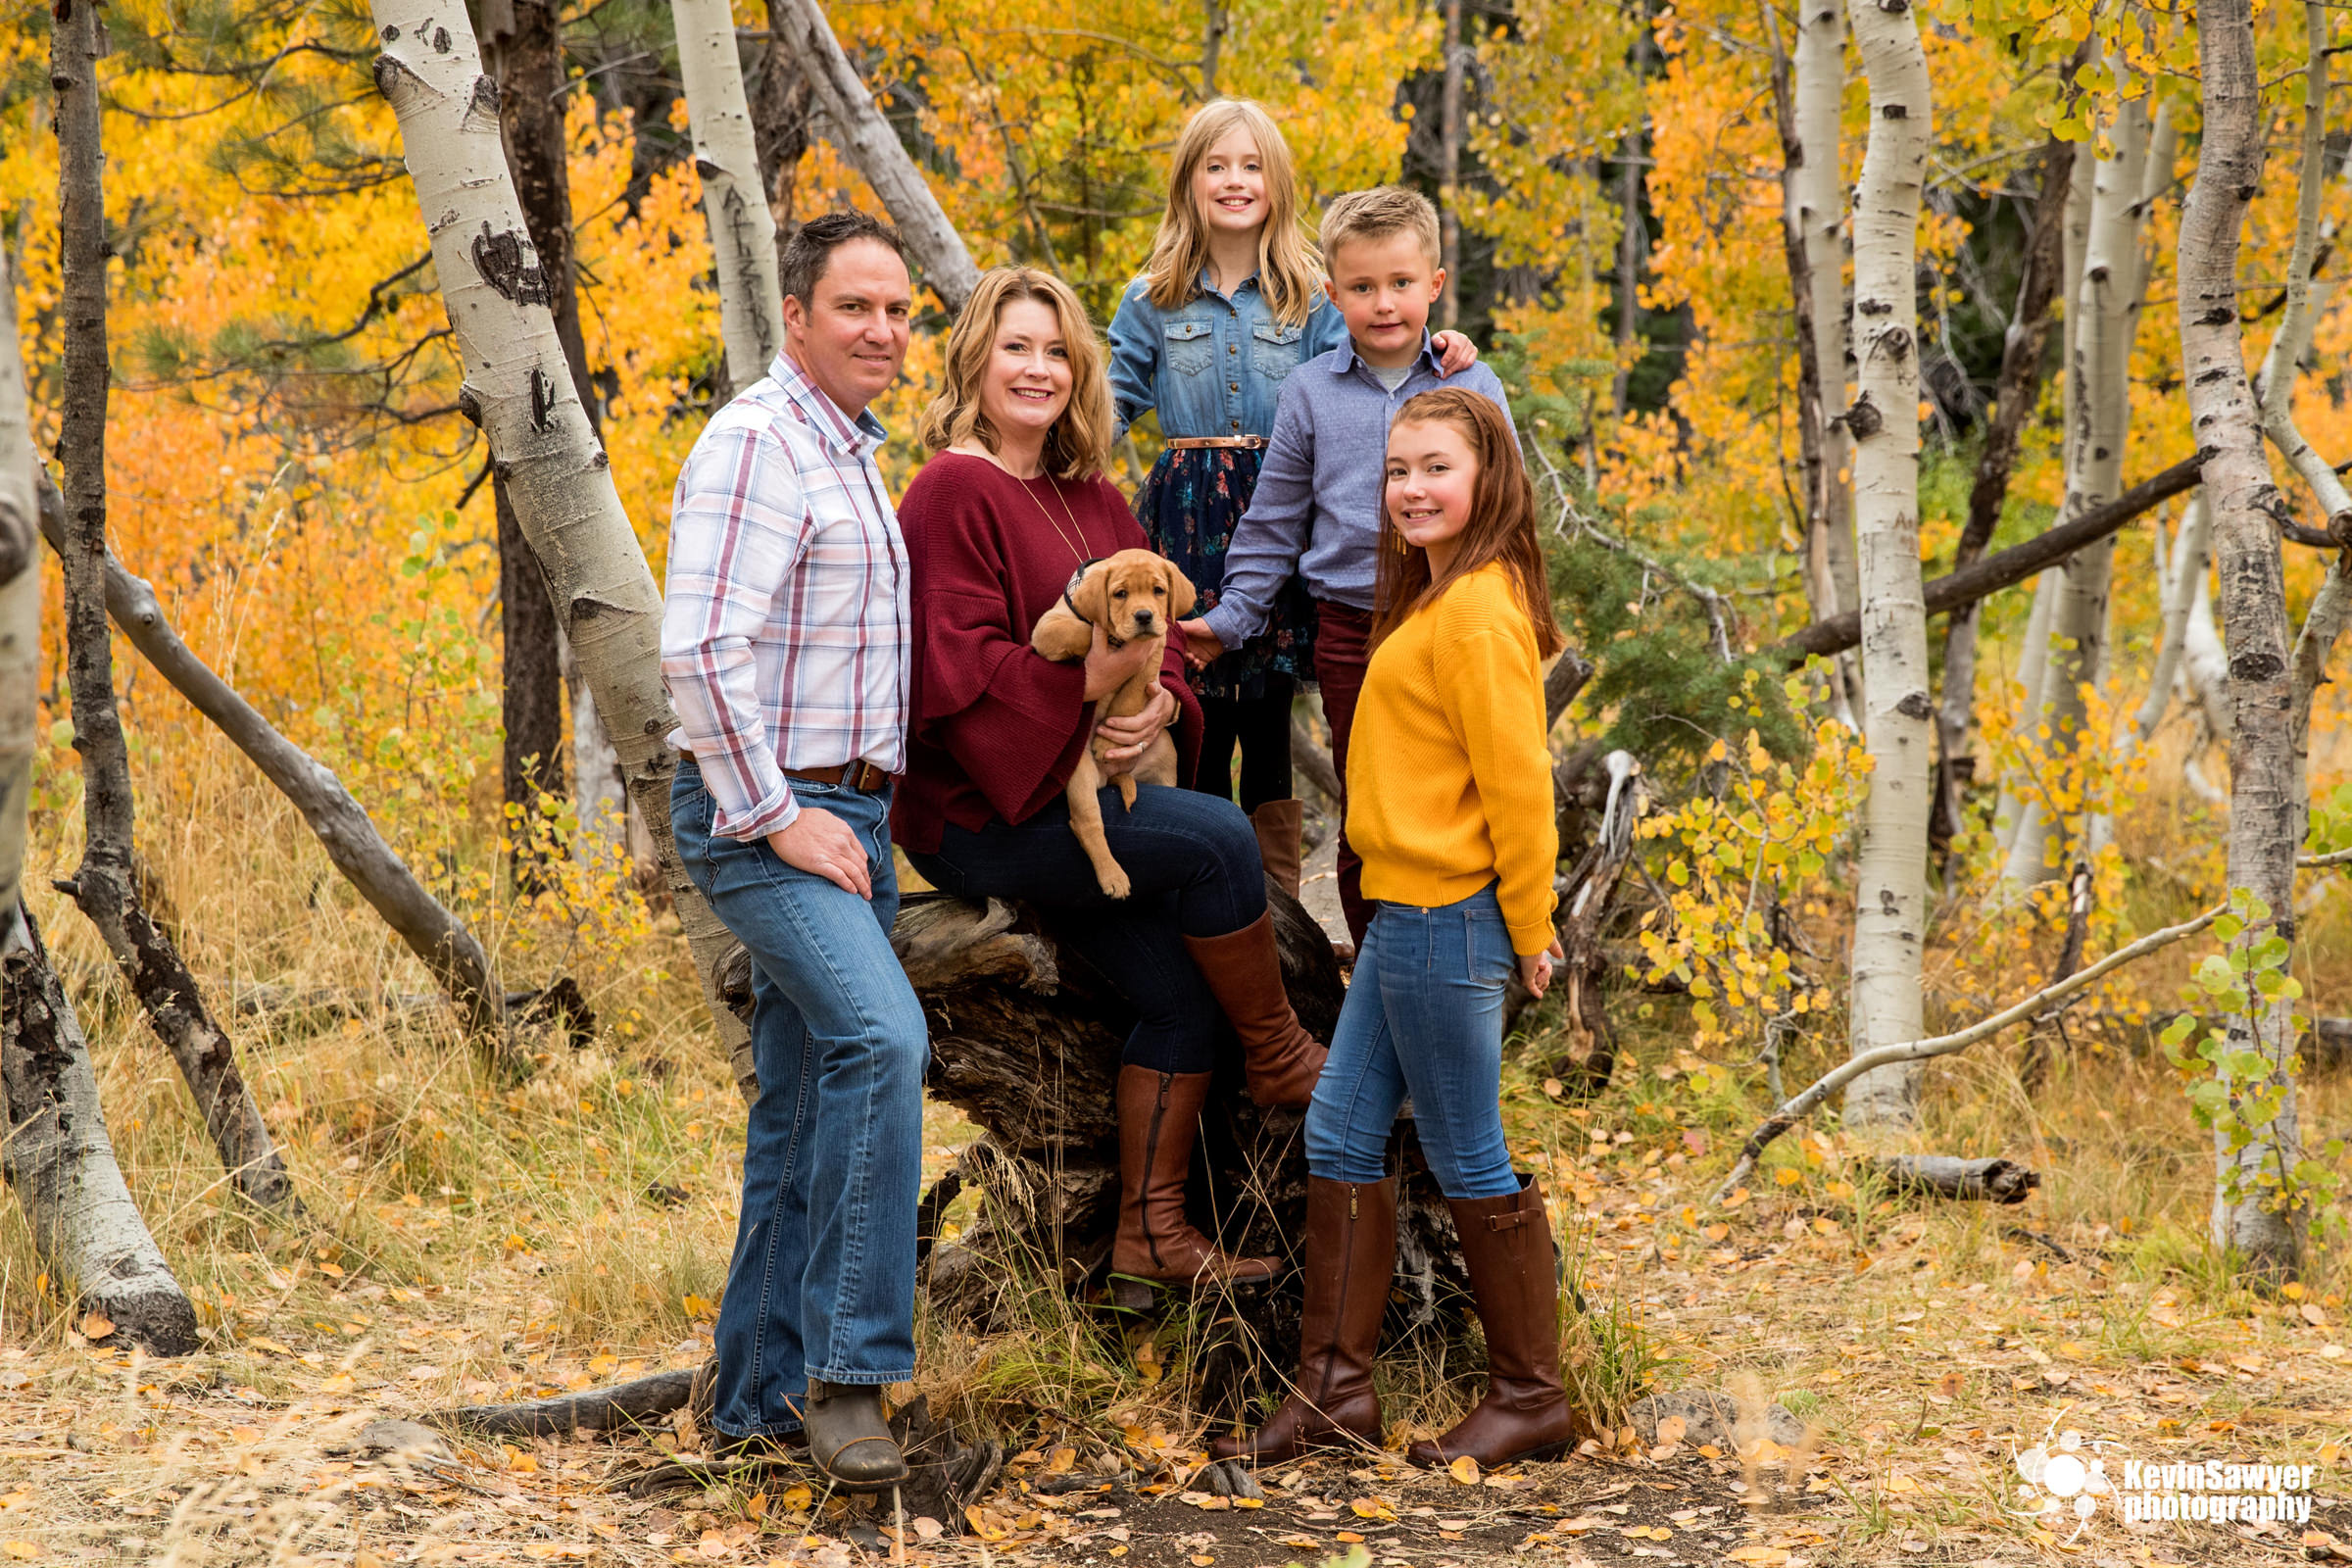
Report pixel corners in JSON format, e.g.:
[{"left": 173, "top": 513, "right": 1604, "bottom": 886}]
[
  {"left": 1434, "top": 586, "right": 1559, "bottom": 955},
  {"left": 902, "top": 474, "right": 1093, "bottom": 824}
]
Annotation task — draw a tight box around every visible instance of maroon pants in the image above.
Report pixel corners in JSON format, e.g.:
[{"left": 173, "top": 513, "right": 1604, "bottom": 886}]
[{"left": 1313, "top": 599, "right": 1375, "bottom": 951}]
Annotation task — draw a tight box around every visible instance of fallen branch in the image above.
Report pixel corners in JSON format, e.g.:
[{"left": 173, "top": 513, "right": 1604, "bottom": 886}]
[
  {"left": 437, "top": 1368, "right": 695, "bottom": 1438},
  {"left": 1289, "top": 716, "right": 1343, "bottom": 806},
  {"left": 1712, "top": 901, "right": 2228, "bottom": 1202},
  {"left": 1864, "top": 1154, "right": 2040, "bottom": 1204}
]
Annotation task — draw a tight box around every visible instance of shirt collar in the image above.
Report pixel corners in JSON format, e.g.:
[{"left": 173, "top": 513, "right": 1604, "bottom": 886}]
[
  {"left": 769, "top": 350, "right": 891, "bottom": 459},
  {"left": 1329, "top": 332, "right": 1440, "bottom": 378},
  {"left": 1196, "top": 265, "right": 1260, "bottom": 301}
]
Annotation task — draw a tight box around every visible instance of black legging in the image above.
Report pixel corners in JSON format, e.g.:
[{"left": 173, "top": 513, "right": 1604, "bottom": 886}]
[{"left": 1193, "top": 677, "right": 1295, "bottom": 814}]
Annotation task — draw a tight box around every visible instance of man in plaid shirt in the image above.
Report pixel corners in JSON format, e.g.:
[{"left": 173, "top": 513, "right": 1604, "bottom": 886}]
[{"left": 661, "top": 211, "right": 924, "bottom": 1491}]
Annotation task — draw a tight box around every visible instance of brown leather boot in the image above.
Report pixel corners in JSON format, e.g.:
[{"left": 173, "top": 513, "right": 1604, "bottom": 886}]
[
  {"left": 1211, "top": 1176, "right": 1395, "bottom": 1464},
  {"left": 1250, "top": 800, "right": 1304, "bottom": 901},
  {"left": 1183, "top": 912, "right": 1327, "bottom": 1107},
  {"left": 1406, "top": 1176, "right": 1576, "bottom": 1469},
  {"left": 1108, "top": 1067, "right": 1278, "bottom": 1308}
]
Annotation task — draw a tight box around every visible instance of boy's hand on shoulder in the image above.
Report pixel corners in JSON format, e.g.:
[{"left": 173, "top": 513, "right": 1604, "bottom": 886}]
[
  {"left": 1431, "top": 330, "right": 1480, "bottom": 377},
  {"left": 1176, "top": 617, "right": 1225, "bottom": 669}
]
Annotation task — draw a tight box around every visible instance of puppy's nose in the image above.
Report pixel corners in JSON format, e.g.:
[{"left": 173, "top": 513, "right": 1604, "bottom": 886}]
[{"left": 1134, "top": 609, "right": 1154, "bottom": 627}]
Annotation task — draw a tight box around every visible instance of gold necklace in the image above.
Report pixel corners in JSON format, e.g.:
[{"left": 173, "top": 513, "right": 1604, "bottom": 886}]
[{"left": 1017, "top": 466, "right": 1092, "bottom": 568}]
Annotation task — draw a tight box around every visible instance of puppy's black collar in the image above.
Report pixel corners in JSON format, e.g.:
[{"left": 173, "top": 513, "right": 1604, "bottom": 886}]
[{"left": 1062, "top": 558, "right": 1125, "bottom": 649}]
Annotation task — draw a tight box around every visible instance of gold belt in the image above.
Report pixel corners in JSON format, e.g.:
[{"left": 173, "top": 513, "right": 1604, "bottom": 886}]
[{"left": 1166, "top": 436, "right": 1267, "bottom": 450}]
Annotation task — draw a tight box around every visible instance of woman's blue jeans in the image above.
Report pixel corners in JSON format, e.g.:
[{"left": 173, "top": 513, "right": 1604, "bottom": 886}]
[
  {"left": 1303, "top": 883, "right": 1522, "bottom": 1200},
  {"left": 906, "top": 783, "right": 1266, "bottom": 1074},
  {"left": 671, "top": 758, "right": 929, "bottom": 1439}
]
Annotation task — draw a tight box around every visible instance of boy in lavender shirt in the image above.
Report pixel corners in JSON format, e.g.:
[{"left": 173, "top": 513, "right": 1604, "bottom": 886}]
[{"left": 1176, "top": 185, "right": 1515, "bottom": 952}]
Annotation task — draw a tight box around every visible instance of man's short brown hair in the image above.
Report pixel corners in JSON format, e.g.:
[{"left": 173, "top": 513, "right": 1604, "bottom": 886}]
[{"left": 1319, "top": 185, "right": 1443, "bottom": 271}]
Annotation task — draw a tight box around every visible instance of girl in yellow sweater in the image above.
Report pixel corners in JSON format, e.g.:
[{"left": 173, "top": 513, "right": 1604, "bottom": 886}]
[{"left": 1213, "top": 387, "right": 1569, "bottom": 1470}]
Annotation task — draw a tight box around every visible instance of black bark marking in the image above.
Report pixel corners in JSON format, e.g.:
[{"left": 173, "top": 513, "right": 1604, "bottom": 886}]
[
  {"left": 371, "top": 54, "right": 418, "bottom": 101},
  {"left": 1859, "top": 297, "right": 1893, "bottom": 317},
  {"left": 432, "top": 25, "right": 452, "bottom": 52},
  {"left": 529, "top": 366, "right": 557, "bottom": 433},
  {"left": 380, "top": 24, "right": 398, "bottom": 41},
  {"left": 457, "top": 385, "right": 483, "bottom": 426},
  {"left": 469, "top": 74, "right": 500, "bottom": 119},
  {"left": 2231, "top": 651, "right": 2286, "bottom": 682},
  {"left": 2198, "top": 306, "right": 2237, "bottom": 325},
  {"left": 1882, "top": 104, "right": 1908, "bottom": 119},
  {"left": 1879, "top": 888, "right": 1899, "bottom": 915},
  {"left": 2195, "top": 368, "right": 2230, "bottom": 384},
  {"left": 470, "top": 222, "right": 551, "bottom": 308},
  {"left": 1894, "top": 690, "right": 1933, "bottom": 720},
  {"left": 1842, "top": 391, "right": 1884, "bottom": 439}
]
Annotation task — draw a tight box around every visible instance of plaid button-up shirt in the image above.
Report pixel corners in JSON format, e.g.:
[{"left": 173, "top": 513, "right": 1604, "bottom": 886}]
[{"left": 661, "top": 352, "right": 910, "bottom": 842}]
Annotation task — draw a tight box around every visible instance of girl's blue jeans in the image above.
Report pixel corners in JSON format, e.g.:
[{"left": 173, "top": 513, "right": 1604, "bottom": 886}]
[
  {"left": 1303, "top": 883, "right": 1524, "bottom": 1200},
  {"left": 671, "top": 757, "right": 928, "bottom": 1440}
]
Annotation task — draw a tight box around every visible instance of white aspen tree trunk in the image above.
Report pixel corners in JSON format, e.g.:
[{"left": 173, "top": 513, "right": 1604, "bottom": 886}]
[
  {"left": 2004, "top": 85, "right": 2150, "bottom": 886},
  {"left": 0, "top": 241, "right": 197, "bottom": 1354},
  {"left": 0, "top": 250, "right": 34, "bottom": 951},
  {"left": 1838, "top": 0, "right": 1933, "bottom": 1133},
  {"left": 766, "top": 0, "right": 981, "bottom": 315},
  {"left": 2134, "top": 494, "right": 2210, "bottom": 744},
  {"left": 368, "top": 0, "right": 757, "bottom": 1095},
  {"left": 2256, "top": 4, "right": 2352, "bottom": 849},
  {"left": 563, "top": 633, "right": 631, "bottom": 848},
  {"left": 2177, "top": 0, "right": 2305, "bottom": 1279},
  {"left": 1791, "top": 0, "right": 1862, "bottom": 724},
  {"left": 673, "top": 0, "right": 786, "bottom": 390}
]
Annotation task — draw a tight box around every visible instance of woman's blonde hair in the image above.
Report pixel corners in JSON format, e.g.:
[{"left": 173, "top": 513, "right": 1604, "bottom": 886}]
[
  {"left": 918, "top": 268, "right": 1113, "bottom": 481},
  {"left": 1141, "top": 99, "right": 1323, "bottom": 329}
]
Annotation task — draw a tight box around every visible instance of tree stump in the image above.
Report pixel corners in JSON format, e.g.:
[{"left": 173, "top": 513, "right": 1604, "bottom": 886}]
[{"left": 719, "top": 885, "right": 1472, "bottom": 1422}]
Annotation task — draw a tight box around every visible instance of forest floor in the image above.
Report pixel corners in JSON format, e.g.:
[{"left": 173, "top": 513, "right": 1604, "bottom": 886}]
[{"left": 5, "top": 796, "right": 2352, "bottom": 1567}]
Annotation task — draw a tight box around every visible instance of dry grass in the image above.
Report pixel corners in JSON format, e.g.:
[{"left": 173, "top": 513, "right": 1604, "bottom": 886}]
[{"left": 2, "top": 726, "right": 2351, "bottom": 1564}]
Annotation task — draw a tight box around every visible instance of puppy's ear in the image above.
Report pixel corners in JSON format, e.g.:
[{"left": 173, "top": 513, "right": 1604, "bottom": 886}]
[
  {"left": 1164, "top": 561, "right": 1198, "bottom": 620},
  {"left": 1067, "top": 561, "right": 1110, "bottom": 626}
]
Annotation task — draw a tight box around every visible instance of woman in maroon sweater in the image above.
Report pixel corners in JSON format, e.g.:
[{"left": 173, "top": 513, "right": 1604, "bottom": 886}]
[{"left": 894, "top": 269, "right": 1325, "bottom": 1304}]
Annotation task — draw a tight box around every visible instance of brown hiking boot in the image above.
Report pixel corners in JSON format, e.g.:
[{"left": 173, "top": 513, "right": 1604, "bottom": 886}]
[
  {"left": 1183, "top": 911, "right": 1327, "bottom": 1107},
  {"left": 1108, "top": 1067, "right": 1278, "bottom": 1308},
  {"left": 1250, "top": 800, "right": 1305, "bottom": 901},
  {"left": 1210, "top": 1176, "right": 1396, "bottom": 1464},
  {"left": 1406, "top": 1176, "right": 1576, "bottom": 1469}
]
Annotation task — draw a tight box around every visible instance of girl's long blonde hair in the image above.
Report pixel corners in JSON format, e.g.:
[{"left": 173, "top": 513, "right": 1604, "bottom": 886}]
[
  {"left": 917, "top": 268, "right": 1113, "bottom": 481},
  {"left": 1141, "top": 99, "right": 1323, "bottom": 328}
]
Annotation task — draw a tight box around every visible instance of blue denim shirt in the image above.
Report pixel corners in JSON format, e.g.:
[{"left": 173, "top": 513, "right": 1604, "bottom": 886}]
[
  {"left": 1105, "top": 270, "right": 1350, "bottom": 442},
  {"left": 1200, "top": 336, "right": 1515, "bottom": 647}
]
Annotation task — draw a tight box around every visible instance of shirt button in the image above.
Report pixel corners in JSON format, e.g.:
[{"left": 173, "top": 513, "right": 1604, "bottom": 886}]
[
  {"left": 1229, "top": 344, "right": 1238, "bottom": 354},
  {"left": 1229, "top": 381, "right": 1240, "bottom": 392}
]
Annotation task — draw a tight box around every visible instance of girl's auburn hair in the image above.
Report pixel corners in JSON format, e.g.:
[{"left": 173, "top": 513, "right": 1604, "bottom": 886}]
[
  {"left": 1141, "top": 99, "right": 1322, "bottom": 329},
  {"left": 1372, "top": 387, "right": 1566, "bottom": 661},
  {"left": 918, "top": 267, "right": 1113, "bottom": 481}
]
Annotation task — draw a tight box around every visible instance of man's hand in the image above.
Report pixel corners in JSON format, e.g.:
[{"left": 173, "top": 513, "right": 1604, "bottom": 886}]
[
  {"left": 766, "top": 806, "right": 873, "bottom": 899},
  {"left": 1175, "top": 617, "right": 1226, "bottom": 670},
  {"left": 1097, "top": 683, "right": 1177, "bottom": 766},
  {"left": 1517, "top": 936, "right": 1566, "bottom": 1001},
  {"left": 1432, "top": 329, "right": 1480, "bottom": 377},
  {"left": 1083, "top": 622, "right": 1159, "bottom": 701}
]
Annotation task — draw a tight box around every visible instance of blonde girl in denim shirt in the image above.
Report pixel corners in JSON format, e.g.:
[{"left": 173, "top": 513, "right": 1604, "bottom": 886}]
[{"left": 1106, "top": 99, "right": 1476, "bottom": 894}]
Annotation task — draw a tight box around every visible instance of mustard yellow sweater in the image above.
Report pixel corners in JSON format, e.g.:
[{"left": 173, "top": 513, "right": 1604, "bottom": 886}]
[{"left": 1347, "top": 563, "right": 1560, "bottom": 956}]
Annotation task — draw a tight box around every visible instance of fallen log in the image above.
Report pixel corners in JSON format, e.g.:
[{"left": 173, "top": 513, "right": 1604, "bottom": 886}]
[
  {"left": 1865, "top": 1154, "right": 2040, "bottom": 1204},
  {"left": 439, "top": 1367, "right": 696, "bottom": 1439}
]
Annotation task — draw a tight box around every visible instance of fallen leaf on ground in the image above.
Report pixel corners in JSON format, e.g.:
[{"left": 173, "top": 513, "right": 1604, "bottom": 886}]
[{"left": 1448, "top": 1455, "right": 1480, "bottom": 1485}]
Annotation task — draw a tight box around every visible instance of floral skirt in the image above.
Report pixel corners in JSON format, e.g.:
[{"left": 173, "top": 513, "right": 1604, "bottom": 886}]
[{"left": 1132, "top": 444, "right": 1316, "bottom": 703}]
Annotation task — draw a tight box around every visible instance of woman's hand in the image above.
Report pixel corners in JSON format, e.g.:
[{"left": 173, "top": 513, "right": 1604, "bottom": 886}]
[
  {"left": 1098, "top": 683, "right": 1177, "bottom": 766},
  {"left": 1432, "top": 329, "right": 1481, "bottom": 377},
  {"left": 1517, "top": 936, "right": 1565, "bottom": 1001},
  {"left": 1174, "top": 617, "right": 1226, "bottom": 670},
  {"left": 1082, "top": 621, "right": 1159, "bottom": 701}
]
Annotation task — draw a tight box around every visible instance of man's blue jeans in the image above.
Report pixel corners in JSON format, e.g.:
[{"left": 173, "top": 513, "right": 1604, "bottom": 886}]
[
  {"left": 671, "top": 757, "right": 928, "bottom": 1439},
  {"left": 1302, "top": 883, "right": 1523, "bottom": 1200}
]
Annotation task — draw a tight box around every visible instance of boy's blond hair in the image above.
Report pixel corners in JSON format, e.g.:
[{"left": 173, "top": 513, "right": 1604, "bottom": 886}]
[{"left": 1319, "top": 185, "right": 1443, "bottom": 271}]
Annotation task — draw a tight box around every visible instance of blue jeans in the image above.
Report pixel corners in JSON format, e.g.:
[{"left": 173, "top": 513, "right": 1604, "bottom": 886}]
[
  {"left": 906, "top": 783, "right": 1265, "bottom": 1074},
  {"left": 671, "top": 757, "right": 928, "bottom": 1438},
  {"left": 1303, "top": 884, "right": 1521, "bottom": 1200}
]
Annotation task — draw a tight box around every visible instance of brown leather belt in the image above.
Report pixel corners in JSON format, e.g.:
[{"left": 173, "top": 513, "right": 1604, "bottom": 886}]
[
  {"left": 790, "top": 760, "right": 891, "bottom": 793},
  {"left": 1166, "top": 435, "right": 1266, "bottom": 450}
]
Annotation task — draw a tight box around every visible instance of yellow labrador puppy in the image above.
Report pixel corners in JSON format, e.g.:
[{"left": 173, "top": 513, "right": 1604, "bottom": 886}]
[{"left": 1030, "top": 549, "right": 1198, "bottom": 899}]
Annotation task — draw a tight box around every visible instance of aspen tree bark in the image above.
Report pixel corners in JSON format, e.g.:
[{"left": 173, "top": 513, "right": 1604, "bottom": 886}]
[
  {"left": 1838, "top": 0, "right": 1933, "bottom": 1133},
  {"left": 674, "top": 0, "right": 786, "bottom": 390},
  {"left": 1438, "top": 0, "right": 1464, "bottom": 332},
  {"left": 751, "top": 9, "right": 814, "bottom": 242},
  {"left": 52, "top": 0, "right": 298, "bottom": 1209},
  {"left": 2134, "top": 495, "right": 2210, "bottom": 744},
  {"left": 764, "top": 0, "right": 981, "bottom": 315},
  {"left": 29, "top": 471, "right": 515, "bottom": 1048},
  {"left": 2004, "top": 84, "right": 2150, "bottom": 886},
  {"left": 0, "top": 252, "right": 34, "bottom": 951},
  {"left": 1789, "top": 0, "right": 1860, "bottom": 723},
  {"left": 368, "top": 0, "right": 756, "bottom": 1093},
  {"left": 2176, "top": 0, "right": 2304, "bottom": 1277}
]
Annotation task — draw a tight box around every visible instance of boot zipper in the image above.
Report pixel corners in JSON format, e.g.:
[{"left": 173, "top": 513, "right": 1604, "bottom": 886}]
[
  {"left": 1316, "top": 1183, "right": 1357, "bottom": 1411},
  {"left": 1144, "top": 1074, "right": 1172, "bottom": 1270}
]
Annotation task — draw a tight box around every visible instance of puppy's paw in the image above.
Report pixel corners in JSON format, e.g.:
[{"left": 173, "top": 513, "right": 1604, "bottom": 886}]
[{"left": 1097, "top": 867, "right": 1133, "bottom": 901}]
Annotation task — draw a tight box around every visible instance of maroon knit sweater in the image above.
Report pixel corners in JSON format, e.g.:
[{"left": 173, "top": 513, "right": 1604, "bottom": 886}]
[{"left": 892, "top": 453, "right": 1202, "bottom": 855}]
